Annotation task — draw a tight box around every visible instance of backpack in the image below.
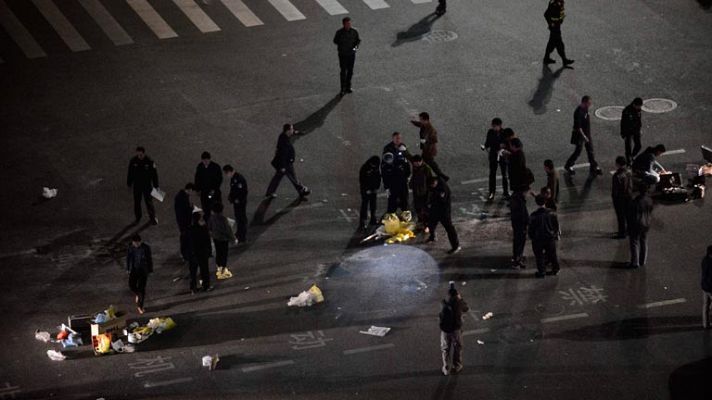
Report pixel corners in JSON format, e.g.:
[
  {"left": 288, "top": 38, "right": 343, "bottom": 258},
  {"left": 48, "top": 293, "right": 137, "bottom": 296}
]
[{"left": 439, "top": 300, "right": 457, "bottom": 332}]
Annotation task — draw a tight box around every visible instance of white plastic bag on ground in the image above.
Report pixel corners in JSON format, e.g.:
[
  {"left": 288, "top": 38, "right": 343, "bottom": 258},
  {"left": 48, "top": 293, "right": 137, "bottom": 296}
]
[
  {"left": 35, "top": 330, "right": 51, "bottom": 342},
  {"left": 42, "top": 187, "right": 58, "bottom": 199},
  {"left": 47, "top": 350, "right": 66, "bottom": 361},
  {"left": 359, "top": 326, "right": 391, "bottom": 337},
  {"left": 287, "top": 291, "right": 315, "bottom": 307},
  {"left": 202, "top": 354, "right": 219, "bottom": 370}
]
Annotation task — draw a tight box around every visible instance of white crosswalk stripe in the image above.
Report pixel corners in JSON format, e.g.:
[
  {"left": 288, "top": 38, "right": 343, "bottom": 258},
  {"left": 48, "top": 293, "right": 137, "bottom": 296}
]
[
  {"left": 267, "top": 0, "right": 306, "bottom": 21},
  {"left": 362, "top": 0, "right": 390, "bottom": 10},
  {"left": 410, "top": 0, "right": 432, "bottom": 3},
  {"left": 219, "top": 0, "right": 263, "bottom": 27},
  {"left": 314, "top": 0, "right": 348, "bottom": 15},
  {"left": 32, "top": 0, "right": 91, "bottom": 52},
  {"left": 79, "top": 0, "right": 133, "bottom": 45},
  {"left": 0, "top": 0, "right": 46, "bottom": 58},
  {"left": 126, "top": 0, "right": 178, "bottom": 39},
  {"left": 172, "top": 0, "right": 220, "bottom": 33}
]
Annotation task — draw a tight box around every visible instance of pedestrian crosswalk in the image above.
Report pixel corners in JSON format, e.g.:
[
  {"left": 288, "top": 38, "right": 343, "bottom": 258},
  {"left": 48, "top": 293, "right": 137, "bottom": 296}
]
[{"left": 0, "top": 0, "right": 435, "bottom": 61}]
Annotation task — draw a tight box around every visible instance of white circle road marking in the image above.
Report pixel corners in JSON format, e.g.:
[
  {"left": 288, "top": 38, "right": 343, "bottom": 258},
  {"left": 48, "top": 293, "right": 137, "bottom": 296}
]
[
  {"left": 642, "top": 98, "right": 678, "bottom": 113},
  {"left": 594, "top": 106, "right": 624, "bottom": 121}
]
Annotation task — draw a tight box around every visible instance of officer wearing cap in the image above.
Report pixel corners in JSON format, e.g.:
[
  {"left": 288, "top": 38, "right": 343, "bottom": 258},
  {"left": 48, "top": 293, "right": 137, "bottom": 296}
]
[
  {"left": 382, "top": 132, "right": 411, "bottom": 213},
  {"left": 543, "top": 0, "right": 574, "bottom": 66},
  {"left": 194, "top": 151, "right": 222, "bottom": 220},
  {"left": 127, "top": 146, "right": 159, "bottom": 225}
]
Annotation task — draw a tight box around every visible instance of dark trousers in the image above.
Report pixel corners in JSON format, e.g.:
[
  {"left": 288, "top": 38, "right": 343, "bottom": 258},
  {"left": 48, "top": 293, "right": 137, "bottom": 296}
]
[
  {"left": 629, "top": 228, "right": 648, "bottom": 267},
  {"left": 703, "top": 291, "right": 712, "bottom": 329},
  {"left": 266, "top": 165, "right": 305, "bottom": 197},
  {"left": 387, "top": 187, "right": 409, "bottom": 213},
  {"left": 133, "top": 186, "right": 155, "bottom": 221},
  {"left": 512, "top": 222, "right": 527, "bottom": 260},
  {"left": 488, "top": 155, "right": 509, "bottom": 195},
  {"left": 612, "top": 197, "right": 630, "bottom": 236},
  {"left": 128, "top": 270, "right": 148, "bottom": 308},
  {"left": 545, "top": 26, "right": 567, "bottom": 60},
  {"left": 189, "top": 256, "right": 210, "bottom": 291},
  {"left": 360, "top": 191, "right": 377, "bottom": 224},
  {"left": 532, "top": 240, "right": 559, "bottom": 274},
  {"left": 429, "top": 213, "right": 459, "bottom": 249},
  {"left": 436, "top": 0, "right": 447, "bottom": 13},
  {"left": 338, "top": 53, "right": 355, "bottom": 91},
  {"left": 624, "top": 134, "right": 642, "bottom": 165},
  {"left": 179, "top": 229, "right": 191, "bottom": 261},
  {"left": 233, "top": 202, "right": 248, "bottom": 242},
  {"left": 200, "top": 189, "right": 221, "bottom": 220},
  {"left": 413, "top": 195, "right": 428, "bottom": 224},
  {"left": 565, "top": 139, "right": 599, "bottom": 171},
  {"left": 214, "top": 239, "right": 228, "bottom": 267},
  {"left": 424, "top": 156, "right": 448, "bottom": 180}
]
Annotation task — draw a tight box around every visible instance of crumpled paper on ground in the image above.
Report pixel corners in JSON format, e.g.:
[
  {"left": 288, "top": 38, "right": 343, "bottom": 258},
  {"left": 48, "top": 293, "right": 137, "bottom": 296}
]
[
  {"left": 35, "top": 330, "right": 51, "bottom": 342},
  {"left": 47, "top": 350, "right": 66, "bottom": 361},
  {"left": 287, "top": 285, "right": 325, "bottom": 307},
  {"left": 359, "top": 326, "right": 391, "bottom": 337},
  {"left": 42, "top": 187, "right": 58, "bottom": 199},
  {"left": 202, "top": 354, "right": 220, "bottom": 370},
  {"left": 147, "top": 317, "right": 176, "bottom": 334}
]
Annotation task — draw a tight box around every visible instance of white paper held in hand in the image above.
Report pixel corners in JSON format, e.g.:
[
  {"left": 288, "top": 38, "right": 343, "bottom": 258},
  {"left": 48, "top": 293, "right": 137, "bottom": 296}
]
[{"left": 151, "top": 187, "right": 165, "bottom": 202}]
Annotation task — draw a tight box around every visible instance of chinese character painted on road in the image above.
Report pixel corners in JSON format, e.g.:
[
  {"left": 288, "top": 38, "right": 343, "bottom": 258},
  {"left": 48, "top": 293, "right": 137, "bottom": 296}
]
[
  {"left": 559, "top": 285, "right": 607, "bottom": 306},
  {"left": 0, "top": 382, "right": 21, "bottom": 399},
  {"left": 128, "top": 356, "right": 175, "bottom": 377},
  {"left": 289, "top": 330, "right": 333, "bottom": 350}
]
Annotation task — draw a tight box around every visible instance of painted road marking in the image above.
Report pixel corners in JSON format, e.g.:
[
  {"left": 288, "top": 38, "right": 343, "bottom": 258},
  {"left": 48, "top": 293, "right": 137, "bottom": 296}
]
[
  {"left": 463, "top": 328, "right": 491, "bottom": 336},
  {"left": 144, "top": 377, "right": 193, "bottom": 388},
  {"left": 343, "top": 343, "right": 395, "bottom": 355},
  {"left": 242, "top": 360, "right": 294, "bottom": 373},
  {"left": 173, "top": 0, "right": 220, "bottom": 33},
  {"left": 362, "top": 0, "right": 390, "bottom": 10},
  {"left": 540, "top": 313, "right": 589, "bottom": 323},
  {"left": 127, "top": 0, "right": 178, "bottom": 39},
  {"left": 411, "top": 0, "right": 432, "bottom": 3},
  {"left": 339, "top": 209, "right": 352, "bottom": 223},
  {"left": 32, "top": 0, "right": 91, "bottom": 52},
  {"left": 267, "top": 0, "right": 306, "bottom": 21},
  {"left": 220, "top": 0, "right": 263, "bottom": 27},
  {"left": 637, "top": 298, "right": 686, "bottom": 309},
  {"left": 79, "top": 0, "right": 133, "bottom": 45},
  {"left": 314, "top": 0, "right": 348, "bottom": 15},
  {"left": 462, "top": 163, "right": 591, "bottom": 185},
  {"left": 661, "top": 148, "right": 686, "bottom": 156},
  {"left": 0, "top": 0, "right": 46, "bottom": 58}
]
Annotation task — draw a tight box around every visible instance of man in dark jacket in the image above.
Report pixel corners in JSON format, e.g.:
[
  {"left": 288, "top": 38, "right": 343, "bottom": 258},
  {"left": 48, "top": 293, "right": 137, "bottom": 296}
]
[
  {"left": 359, "top": 156, "right": 381, "bottom": 230},
  {"left": 543, "top": 0, "right": 574, "bottom": 66},
  {"left": 194, "top": 151, "right": 222, "bottom": 220},
  {"left": 382, "top": 132, "right": 411, "bottom": 213},
  {"left": 223, "top": 165, "right": 248, "bottom": 243},
  {"left": 627, "top": 187, "right": 654, "bottom": 269},
  {"left": 510, "top": 191, "right": 529, "bottom": 268},
  {"left": 439, "top": 282, "right": 469, "bottom": 375},
  {"left": 126, "top": 234, "right": 153, "bottom": 314},
  {"left": 426, "top": 177, "right": 461, "bottom": 254},
  {"left": 632, "top": 144, "right": 667, "bottom": 185},
  {"left": 621, "top": 98, "right": 643, "bottom": 165},
  {"left": 127, "top": 146, "right": 159, "bottom": 225},
  {"left": 506, "top": 137, "right": 531, "bottom": 193},
  {"left": 266, "top": 124, "right": 310, "bottom": 200},
  {"left": 611, "top": 156, "right": 633, "bottom": 239},
  {"left": 528, "top": 195, "right": 560, "bottom": 278},
  {"left": 333, "top": 17, "right": 360, "bottom": 96},
  {"left": 410, "top": 155, "right": 434, "bottom": 228},
  {"left": 483, "top": 118, "right": 509, "bottom": 201},
  {"left": 702, "top": 245, "right": 712, "bottom": 329},
  {"left": 410, "top": 112, "right": 448, "bottom": 181},
  {"left": 174, "top": 183, "right": 195, "bottom": 262},
  {"left": 564, "top": 96, "right": 602, "bottom": 176},
  {"left": 189, "top": 212, "right": 213, "bottom": 293}
]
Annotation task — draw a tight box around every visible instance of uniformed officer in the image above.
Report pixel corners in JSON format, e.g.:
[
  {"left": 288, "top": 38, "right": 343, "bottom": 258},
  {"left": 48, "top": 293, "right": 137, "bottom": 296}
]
[
  {"left": 427, "top": 177, "right": 461, "bottom": 254},
  {"left": 410, "top": 112, "right": 449, "bottom": 181},
  {"left": 127, "top": 146, "right": 159, "bottom": 225},
  {"left": 510, "top": 190, "right": 529, "bottom": 268},
  {"left": 194, "top": 152, "right": 222, "bottom": 220},
  {"left": 564, "top": 96, "right": 602, "bottom": 176},
  {"left": 333, "top": 17, "right": 361, "bottom": 96},
  {"left": 528, "top": 194, "right": 561, "bottom": 278},
  {"left": 621, "top": 97, "right": 643, "bottom": 165},
  {"left": 482, "top": 118, "right": 509, "bottom": 201},
  {"left": 223, "top": 165, "right": 248, "bottom": 243},
  {"left": 265, "top": 124, "right": 311, "bottom": 199},
  {"left": 543, "top": 0, "right": 574, "bottom": 66},
  {"left": 382, "top": 132, "right": 411, "bottom": 213}
]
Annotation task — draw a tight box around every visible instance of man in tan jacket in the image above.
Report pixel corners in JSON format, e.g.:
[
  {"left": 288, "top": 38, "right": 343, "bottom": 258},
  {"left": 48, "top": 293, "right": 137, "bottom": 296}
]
[{"left": 411, "top": 112, "right": 449, "bottom": 181}]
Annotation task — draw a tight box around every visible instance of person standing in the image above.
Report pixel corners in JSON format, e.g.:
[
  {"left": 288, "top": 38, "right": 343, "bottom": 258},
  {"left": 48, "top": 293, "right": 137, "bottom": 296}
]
[
  {"left": 174, "top": 183, "right": 195, "bottom": 262},
  {"left": 411, "top": 112, "right": 448, "bottom": 181},
  {"left": 439, "top": 282, "right": 469, "bottom": 375},
  {"left": 382, "top": 132, "right": 411, "bottom": 213},
  {"left": 126, "top": 234, "right": 153, "bottom": 314},
  {"left": 621, "top": 98, "right": 643, "bottom": 165},
  {"left": 223, "top": 165, "right": 248, "bottom": 243},
  {"left": 506, "top": 137, "right": 532, "bottom": 193},
  {"left": 359, "top": 156, "right": 381, "bottom": 230},
  {"left": 127, "top": 146, "right": 159, "bottom": 225},
  {"left": 483, "top": 118, "right": 509, "bottom": 201},
  {"left": 510, "top": 191, "right": 529, "bottom": 268},
  {"left": 194, "top": 152, "right": 222, "bottom": 220},
  {"left": 626, "top": 186, "right": 653, "bottom": 269},
  {"left": 435, "top": 0, "right": 446, "bottom": 15},
  {"left": 528, "top": 195, "right": 561, "bottom": 278},
  {"left": 543, "top": 0, "right": 574, "bottom": 66},
  {"left": 426, "top": 178, "right": 461, "bottom": 254},
  {"left": 702, "top": 245, "right": 712, "bottom": 329},
  {"left": 333, "top": 17, "right": 360, "bottom": 96},
  {"left": 544, "top": 159, "right": 559, "bottom": 210},
  {"left": 208, "top": 203, "right": 234, "bottom": 280},
  {"left": 611, "top": 156, "right": 633, "bottom": 239},
  {"left": 564, "top": 96, "right": 602, "bottom": 176},
  {"left": 266, "top": 124, "right": 311, "bottom": 200},
  {"left": 188, "top": 212, "right": 213, "bottom": 293},
  {"left": 410, "top": 155, "right": 434, "bottom": 229}
]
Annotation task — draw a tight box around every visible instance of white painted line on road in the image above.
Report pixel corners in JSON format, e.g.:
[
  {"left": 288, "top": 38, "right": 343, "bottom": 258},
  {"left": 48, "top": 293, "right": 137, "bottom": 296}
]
[
  {"left": 339, "top": 209, "right": 352, "bottom": 223},
  {"left": 314, "top": 0, "right": 348, "bottom": 15},
  {"left": 172, "top": 0, "right": 220, "bottom": 33},
  {"left": 127, "top": 0, "right": 178, "bottom": 39},
  {"left": 79, "top": 0, "right": 133, "bottom": 45},
  {"left": 461, "top": 177, "right": 489, "bottom": 185},
  {"left": 32, "top": 0, "right": 91, "bottom": 52},
  {"left": 661, "top": 148, "right": 686, "bottom": 156},
  {"left": 541, "top": 313, "right": 589, "bottom": 323},
  {"left": 637, "top": 298, "right": 686, "bottom": 309},
  {"left": 0, "top": 1, "right": 46, "bottom": 58},
  {"left": 362, "top": 0, "right": 390, "bottom": 10},
  {"left": 463, "top": 328, "right": 490, "bottom": 336},
  {"left": 220, "top": 0, "right": 263, "bottom": 27},
  {"left": 144, "top": 377, "right": 193, "bottom": 388},
  {"left": 411, "top": 0, "right": 432, "bottom": 3},
  {"left": 242, "top": 360, "right": 294, "bottom": 373},
  {"left": 343, "top": 343, "right": 395, "bottom": 355},
  {"left": 267, "top": 0, "right": 306, "bottom": 21}
]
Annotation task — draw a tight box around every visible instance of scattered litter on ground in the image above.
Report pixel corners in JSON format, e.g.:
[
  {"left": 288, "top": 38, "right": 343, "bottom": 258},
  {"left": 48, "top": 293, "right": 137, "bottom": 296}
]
[
  {"left": 490, "top": 269, "right": 496, "bottom": 272},
  {"left": 362, "top": 212, "right": 415, "bottom": 244},
  {"left": 477, "top": 340, "right": 485, "bottom": 345},
  {"left": 47, "top": 350, "right": 66, "bottom": 361},
  {"left": 244, "top": 287, "right": 250, "bottom": 290},
  {"left": 322, "top": 199, "right": 328, "bottom": 203},
  {"left": 202, "top": 354, "right": 220, "bottom": 370},
  {"left": 35, "top": 330, "right": 51, "bottom": 342},
  {"left": 287, "top": 285, "right": 325, "bottom": 307},
  {"left": 461, "top": 282, "right": 467, "bottom": 286},
  {"left": 42, "top": 187, "right": 58, "bottom": 199},
  {"left": 62, "top": 333, "right": 83, "bottom": 348},
  {"left": 172, "top": 276, "right": 182, "bottom": 282},
  {"left": 359, "top": 326, "right": 391, "bottom": 337},
  {"left": 482, "top": 312, "right": 494, "bottom": 320},
  {"left": 147, "top": 317, "right": 176, "bottom": 334}
]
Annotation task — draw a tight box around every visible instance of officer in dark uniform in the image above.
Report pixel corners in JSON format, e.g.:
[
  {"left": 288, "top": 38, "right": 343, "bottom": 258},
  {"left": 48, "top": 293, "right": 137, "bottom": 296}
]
[
  {"left": 543, "top": 0, "right": 574, "bottom": 66},
  {"left": 510, "top": 191, "right": 529, "bottom": 268},
  {"left": 194, "top": 152, "right": 222, "bottom": 220},
  {"left": 333, "top": 17, "right": 361, "bottom": 96},
  {"left": 528, "top": 194, "right": 561, "bottom": 278},
  {"left": 266, "top": 124, "right": 311, "bottom": 199},
  {"left": 427, "top": 177, "right": 461, "bottom": 254},
  {"left": 621, "top": 97, "right": 643, "bottom": 165},
  {"left": 127, "top": 146, "right": 159, "bottom": 225},
  {"left": 564, "top": 96, "right": 602, "bottom": 176},
  {"left": 223, "top": 165, "right": 248, "bottom": 243},
  {"left": 382, "top": 132, "right": 411, "bottom": 213},
  {"left": 483, "top": 118, "right": 509, "bottom": 201},
  {"left": 359, "top": 156, "right": 381, "bottom": 230}
]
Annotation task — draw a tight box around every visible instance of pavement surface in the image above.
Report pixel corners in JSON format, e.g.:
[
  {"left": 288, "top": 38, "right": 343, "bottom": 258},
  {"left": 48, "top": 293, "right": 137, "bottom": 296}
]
[{"left": 1, "top": 0, "right": 712, "bottom": 399}]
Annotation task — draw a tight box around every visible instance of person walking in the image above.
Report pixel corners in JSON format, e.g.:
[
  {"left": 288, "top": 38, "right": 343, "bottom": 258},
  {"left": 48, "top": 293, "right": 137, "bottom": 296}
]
[
  {"left": 410, "top": 155, "right": 434, "bottom": 229},
  {"left": 127, "top": 146, "right": 159, "bottom": 225},
  {"left": 411, "top": 112, "right": 448, "bottom": 181},
  {"left": 194, "top": 152, "right": 222, "bottom": 220},
  {"left": 543, "top": 0, "right": 574, "bottom": 66},
  {"left": 382, "top": 133, "right": 411, "bottom": 213},
  {"left": 439, "top": 282, "right": 469, "bottom": 375},
  {"left": 626, "top": 186, "right": 653, "bottom": 269},
  {"left": 426, "top": 177, "right": 461, "bottom": 254},
  {"left": 174, "top": 183, "right": 195, "bottom": 262},
  {"left": 510, "top": 191, "right": 529, "bottom": 268},
  {"left": 611, "top": 156, "right": 633, "bottom": 239},
  {"left": 435, "top": 0, "right": 446, "bottom": 15},
  {"left": 702, "top": 245, "right": 712, "bottom": 329},
  {"left": 359, "top": 156, "right": 381, "bottom": 230},
  {"left": 483, "top": 118, "right": 509, "bottom": 201},
  {"left": 544, "top": 159, "right": 559, "bottom": 210},
  {"left": 564, "top": 96, "right": 602, "bottom": 176},
  {"left": 188, "top": 212, "right": 213, "bottom": 293},
  {"left": 333, "top": 17, "right": 360, "bottom": 96},
  {"left": 126, "top": 234, "right": 153, "bottom": 314},
  {"left": 528, "top": 195, "right": 561, "bottom": 278},
  {"left": 208, "top": 203, "right": 234, "bottom": 280},
  {"left": 223, "top": 165, "right": 248, "bottom": 243},
  {"left": 621, "top": 98, "right": 643, "bottom": 165},
  {"left": 266, "top": 124, "right": 311, "bottom": 200}
]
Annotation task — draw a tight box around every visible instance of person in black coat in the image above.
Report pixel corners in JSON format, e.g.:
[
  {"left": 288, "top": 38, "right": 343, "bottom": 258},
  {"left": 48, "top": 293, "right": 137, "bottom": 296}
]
[
  {"left": 188, "top": 212, "right": 213, "bottom": 293},
  {"left": 333, "top": 17, "right": 361, "bottom": 95},
  {"left": 359, "top": 156, "right": 381, "bottom": 230},
  {"left": 265, "top": 124, "right": 310, "bottom": 199},
  {"left": 510, "top": 191, "right": 529, "bottom": 268},
  {"left": 426, "top": 177, "right": 461, "bottom": 254},
  {"left": 564, "top": 96, "right": 602, "bottom": 176},
  {"left": 621, "top": 98, "right": 643, "bottom": 165},
  {"left": 382, "top": 133, "right": 411, "bottom": 213},
  {"left": 702, "top": 245, "right": 712, "bottom": 329},
  {"left": 126, "top": 234, "right": 153, "bottom": 314},
  {"left": 483, "top": 118, "right": 509, "bottom": 201},
  {"left": 528, "top": 195, "right": 560, "bottom": 278},
  {"left": 174, "top": 183, "right": 195, "bottom": 262},
  {"left": 632, "top": 144, "right": 667, "bottom": 185},
  {"left": 223, "top": 165, "right": 248, "bottom": 243},
  {"left": 611, "top": 157, "right": 633, "bottom": 239},
  {"left": 194, "top": 151, "right": 222, "bottom": 220},
  {"left": 627, "top": 187, "right": 654, "bottom": 269},
  {"left": 543, "top": 0, "right": 574, "bottom": 66},
  {"left": 439, "top": 283, "right": 469, "bottom": 375},
  {"left": 127, "top": 146, "right": 159, "bottom": 225}
]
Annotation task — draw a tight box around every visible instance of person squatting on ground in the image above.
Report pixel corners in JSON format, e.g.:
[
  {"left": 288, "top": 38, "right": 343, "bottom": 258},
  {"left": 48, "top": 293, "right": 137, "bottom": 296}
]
[
  {"left": 223, "top": 164, "right": 248, "bottom": 243},
  {"left": 543, "top": 0, "right": 574, "bottom": 66},
  {"left": 333, "top": 17, "right": 360, "bottom": 96},
  {"left": 528, "top": 194, "right": 561, "bottom": 278},
  {"left": 564, "top": 96, "right": 602, "bottom": 176},
  {"left": 194, "top": 151, "right": 222, "bottom": 220},
  {"left": 632, "top": 144, "right": 667, "bottom": 186},
  {"left": 702, "top": 245, "right": 712, "bottom": 329},
  {"left": 126, "top": 234, "right": 153, "bottom": 314},
  {"left": 174, "top": 183, "right": 195, "bottom": 262},
  {"left": 410, "top": 155, "right": 434, "bottom": 230},
  {"left": 127, "top": 146, "right": 158, "bottom": 225},
  {"left": 621, "top": 97, "right": 643, "bottom": 165},
  {"left": 611, "top": 156, "right": 633, "bottom": 239},
  {"left": 359, "top": 156, "right": 381, "bottom": 230},
  {"left": 266, "top": 124, "right": 311, "bottom": 200},
  {"left": 411, "top": 112, "right": 449, "bottom": 181},
  {"left": 208, "top": 203, "right": 234, "bottom": 280},
  {"left": 483, "top": 117, "right": 509, "bottom": 201},
  {"left": 427, "top": 177, "right": 461, "bottom": 254},
  {"left": 626, "top": 185, "right": 653, "bottom": 269},
  {"left": 382, "top": 132, "right": 411, "bottom": 213},
  {"left": 188, "top": 212, "right": 213, "bottom": 293},
  {"left": 439, "top": 282, "right": 469, "bottom": 376}
]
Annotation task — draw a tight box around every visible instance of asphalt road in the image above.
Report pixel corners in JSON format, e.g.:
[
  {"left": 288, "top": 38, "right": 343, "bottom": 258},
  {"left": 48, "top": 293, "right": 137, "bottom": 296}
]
[{"left": 1, "top": 0, "right": 711, "bottom": 399}]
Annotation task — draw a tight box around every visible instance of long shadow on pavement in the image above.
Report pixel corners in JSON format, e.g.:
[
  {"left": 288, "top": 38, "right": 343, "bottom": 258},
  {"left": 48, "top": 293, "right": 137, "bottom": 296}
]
[
  {"left": 528, "top": 64, "right": 568, "bottom": 115},
  {"left": 392, "top": 13, "right": 442, "bottom": 47},
  {"left": 550, "top": 315, "right": 700, "bottom": 341},
  {"left": 293, "top": 94, "right": 342, "bottom": 140}
]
